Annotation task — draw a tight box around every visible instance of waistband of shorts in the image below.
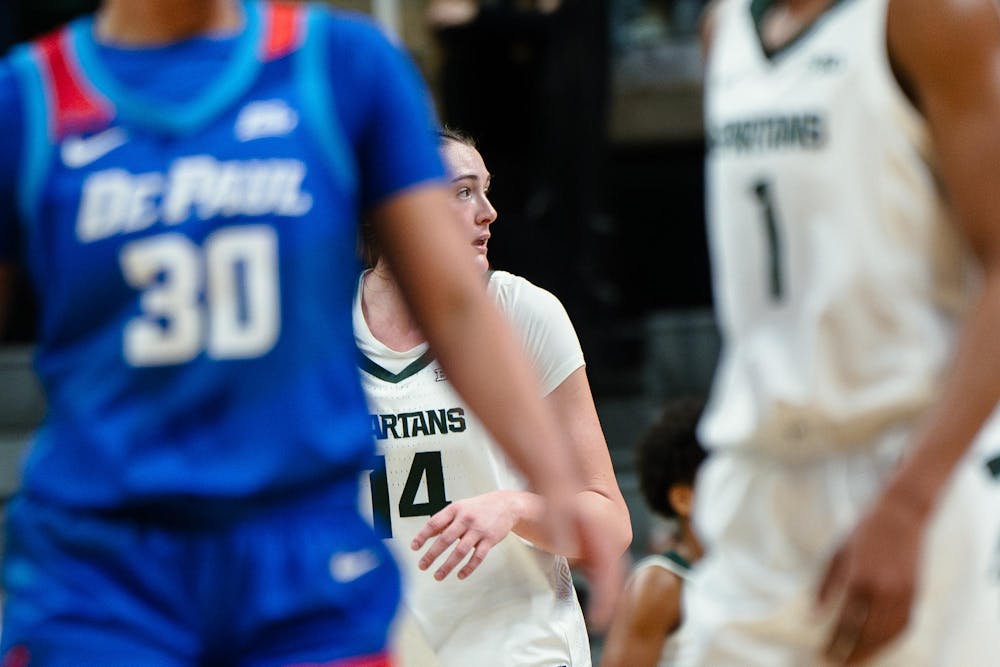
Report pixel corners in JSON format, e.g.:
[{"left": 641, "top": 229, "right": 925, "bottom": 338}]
[
  {"left": 17, "top": 477, "right": 361, "bottom": 531},
  {"left": 708, "top": 417, "right": 914, "bottom": 464}
]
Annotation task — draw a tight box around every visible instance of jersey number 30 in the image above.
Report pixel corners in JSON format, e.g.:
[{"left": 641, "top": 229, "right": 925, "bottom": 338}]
[
  {"left": 369, "top": 451, "right": 451, "bottom": 539},
  {"left": 120, "top": 226, "right": 280, "bottom": 366}
]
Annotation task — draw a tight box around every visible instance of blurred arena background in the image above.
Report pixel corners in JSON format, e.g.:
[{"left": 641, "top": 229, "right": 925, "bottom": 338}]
[{"left": 0, "top": 0, "right": 718, "bottom": 655}]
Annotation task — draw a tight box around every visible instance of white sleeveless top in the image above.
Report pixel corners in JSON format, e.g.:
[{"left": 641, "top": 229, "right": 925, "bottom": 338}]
[
  {"left": 355, "top": 270, "right": 591, "bottom": 666},
  {"left": 629, "top": 552, "right": 696, "bottom": 667},
  {"left": 700, "top": 0, "right": 973, "bottom": 457}
]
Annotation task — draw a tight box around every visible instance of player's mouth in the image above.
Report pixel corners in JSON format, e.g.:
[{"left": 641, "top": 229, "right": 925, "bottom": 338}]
[{"left": 473, "top": 235, "right": 489, "bottom": 253}]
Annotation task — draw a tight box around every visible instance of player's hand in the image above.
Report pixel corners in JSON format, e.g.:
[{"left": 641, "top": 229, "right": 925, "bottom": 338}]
[
  {"left": 411, "top": 490, "right": 522, "bottom": 581},
  {"left": 816, "top": 494, "right": 926, "bottom": 665}
]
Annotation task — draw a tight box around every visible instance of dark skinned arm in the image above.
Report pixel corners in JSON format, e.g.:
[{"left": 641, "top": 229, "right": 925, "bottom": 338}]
[
  {"left": 600, "top": 565, "right": 682, "bottom": 667},
  {"left": 818, "top": 0, "right": 1000, "bottom": 663}
]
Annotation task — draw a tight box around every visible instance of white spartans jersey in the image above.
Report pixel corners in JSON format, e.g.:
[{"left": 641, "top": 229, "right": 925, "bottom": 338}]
[
  {"left": 700, "top": 0, "right": 974, "bottom": 457},
  {"left": 354, "top": 270, "right": 591, "bottom": 667},
  {"left": 629, "top": 552, "right": 696, "bottom": 667}
]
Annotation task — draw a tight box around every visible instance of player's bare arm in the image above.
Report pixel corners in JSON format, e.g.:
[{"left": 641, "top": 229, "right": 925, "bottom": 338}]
[
  {"left": 411, "top": 367, "right": 631, "bottom": 578},
  {"left": 600, "top": 565, "right": 682, "bottom": 667},
  {"left": 371, "top": 184, "right": 625, "bottom": 627},
  {"left": 818, "top": 0, "right": 1000, "bottom": 663},
  {"left": 506, "top": 367, "right": 631, "bottom": 555}
]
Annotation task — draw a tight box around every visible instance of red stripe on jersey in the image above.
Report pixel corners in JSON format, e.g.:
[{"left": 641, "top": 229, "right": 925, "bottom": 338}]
[
  {"left": 35, "top": 29, "right": 113, "bottom": 139},
  {"left": 1, "top": 645, "right": 32, "bottom": 667},
  {"left": 262, "top": 2, "right": 304, "bottom": 62},
  {"left": 288, "top": 652, "right": 393, "bottom": 667}
]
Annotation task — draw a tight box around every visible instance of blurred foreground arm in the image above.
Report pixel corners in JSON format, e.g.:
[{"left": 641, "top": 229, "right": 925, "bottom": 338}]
[
  {"left": 503, "top": 367, "right": 632, "bottom": 557},
  {"left": 819, "top": 0, "right": 1000, "bottom": 662}
]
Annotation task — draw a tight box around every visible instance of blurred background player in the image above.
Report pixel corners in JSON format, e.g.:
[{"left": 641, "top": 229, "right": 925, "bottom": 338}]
[
  {"left": 600, "top": 397, "right": 706, "bottom": 667},
  {"left": 687, "top": 0, "right": 1000, "bottom": 664},
  {"left": 357, "top": 128, "right": 631, "bottom": 667},
  {"left": 0, "top": 1, "right": 622, "bottom": 664}
]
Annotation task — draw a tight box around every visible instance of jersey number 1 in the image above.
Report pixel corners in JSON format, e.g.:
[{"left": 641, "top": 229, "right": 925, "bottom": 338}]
[
  {"left": 752, "top": 180, "right": 784, "bottom": 301},
  {"left": 370, "top": 451, "right": 452, "bottom": 538}
]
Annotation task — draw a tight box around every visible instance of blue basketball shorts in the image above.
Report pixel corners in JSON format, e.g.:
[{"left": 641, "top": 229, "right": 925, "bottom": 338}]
[{"left": 0, "top": 490, "right": 401, "bottom": 666}]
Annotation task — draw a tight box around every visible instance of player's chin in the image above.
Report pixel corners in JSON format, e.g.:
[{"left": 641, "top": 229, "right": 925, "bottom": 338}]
[{"left": 473, "top": 254, "right": 490, "bottom": 273}]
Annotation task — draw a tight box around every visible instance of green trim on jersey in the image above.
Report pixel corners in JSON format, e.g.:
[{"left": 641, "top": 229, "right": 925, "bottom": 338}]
[
  {"left": 750, "top": 0, "right": 850, "bottom": 60},
  {"left": 987, "top": 453, "right": 1000, "bottom": 480},
  {"left": 663, "top": 549, "right": 692, "bottom": 573},
  {"left": 358, "top": 350, "right": 436, "bottom": 384}
]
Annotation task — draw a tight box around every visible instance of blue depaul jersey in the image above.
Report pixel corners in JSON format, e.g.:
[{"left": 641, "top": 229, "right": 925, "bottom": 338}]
[{"left": 0, "top": 1, "right": 445, "bottom": 512}]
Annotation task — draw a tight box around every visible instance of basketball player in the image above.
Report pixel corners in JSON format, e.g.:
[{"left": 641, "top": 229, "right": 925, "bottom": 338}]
[
  {"left": 356, "top": 128, "right": 631, "bottom": 667},
  {"left": 600, "top": 398, "right": 706, "bottom": 667},
  {"left": 687, "top": 0, "right": 1000, "bottom": 664},
  {"left": 0, "top": 2, "right": 621, "bottom": 664}
]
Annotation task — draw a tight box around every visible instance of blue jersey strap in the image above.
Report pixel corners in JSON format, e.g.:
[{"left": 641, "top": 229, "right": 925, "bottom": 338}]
[
  {"left": 8, "top": 27, "right": 116, "bottom": 269},
  {"left": 294, "top": 6, "right": 359, "bottom": 196}
]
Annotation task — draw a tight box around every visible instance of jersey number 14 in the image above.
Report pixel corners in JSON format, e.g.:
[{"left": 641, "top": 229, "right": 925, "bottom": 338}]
[{"left": 369, "top": 451, "right": 451, "bottom": 539}]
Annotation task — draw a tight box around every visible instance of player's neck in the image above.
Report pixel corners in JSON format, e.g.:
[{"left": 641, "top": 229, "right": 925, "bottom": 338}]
[
  {"left": 362, "top": 267, "right": 428, "bottom": 352},
  {"left": 95, "top": 0, "right": 243, "bottom": 46},
  {"left": 760, "top": 0, "right": 838, "bottom": 51}
]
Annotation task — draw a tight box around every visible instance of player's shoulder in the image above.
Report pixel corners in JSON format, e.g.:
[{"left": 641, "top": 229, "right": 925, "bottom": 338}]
[
  {"left": 307, "top": 3, "right": 399, "bottom": 54},
  {"left": 620, "top": 557, "right": 685, "bottom": 622},
  {"left": 488, "top": 270, "right": 562, "bottom": 309},
  {"left": 633, "top": 552, "right": 691, "bottom": 579},
  {"left": 305, "top": 3, "right": 419, "bottom": 101},
  {"left": 886, "top": 0, "right": 1000, "bottom": 71},
  {"left": 487, "top": 269, "right": 529, "bottom": 293}
]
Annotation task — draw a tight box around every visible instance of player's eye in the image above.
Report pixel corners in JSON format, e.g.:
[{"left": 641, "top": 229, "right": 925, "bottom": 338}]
[{"left": 456, "top": 187, "right": 472, "bottom": 200}]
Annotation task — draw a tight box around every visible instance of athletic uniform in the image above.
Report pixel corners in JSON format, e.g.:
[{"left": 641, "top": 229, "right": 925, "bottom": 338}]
[
  {"left": 627, "top": 551, "right": 695, "bottom": 667},
  {"left": 355, "top": 270, "right": 592, "bottom": 667},
  {"left": 689, "top": 0, "right": 1000, "bottom": 664},
  {"left": 0, "top": 2, "right": 444, "bottom": 664}
]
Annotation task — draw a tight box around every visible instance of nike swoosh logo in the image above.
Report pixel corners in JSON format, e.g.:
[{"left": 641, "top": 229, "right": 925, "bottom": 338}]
[
  {"left": 61, "top": 128, "right": 128, "bottom": 168},
  {"left": 329, "top": 549, "right": 381, "bottom": 583}
]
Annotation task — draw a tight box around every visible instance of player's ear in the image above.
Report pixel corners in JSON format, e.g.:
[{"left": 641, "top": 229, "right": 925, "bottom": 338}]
[{"left": 668, "top": 484, "right": 694, "bottom": 519}]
